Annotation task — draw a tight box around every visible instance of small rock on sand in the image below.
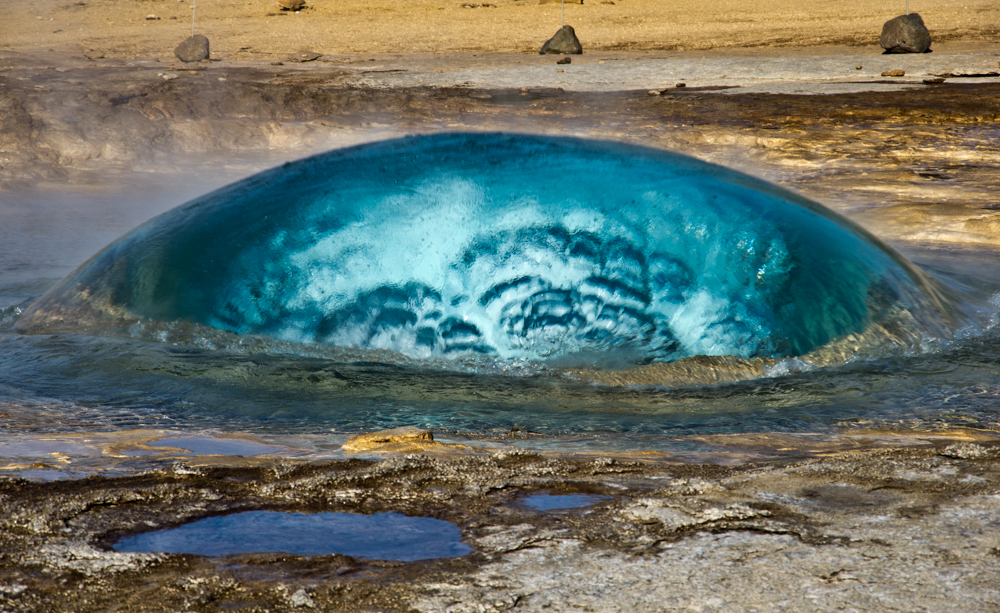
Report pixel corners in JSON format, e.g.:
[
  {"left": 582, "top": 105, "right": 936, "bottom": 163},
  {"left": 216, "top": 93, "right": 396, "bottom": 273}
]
[
  {"left": 288, "top": 50, "right": 321, "bottom": 63},
  {"left": 556, "top": 56, "right": 571, "bottom": 65},
  {"left": 342, "top": 426, "right": 434, "bottom": 453},
  {"left": 540, "top": 25, "right": 583, "bottom": 55},
  {"left": 289, "top": 588, "right": 315, "bottom": 608},
  {"left": 174, "top": 34, "right": 209, "bottom": 63},
  {"left": 278, "top": 0, "right": 307, "bottom": 10},
  {"left": 881, "top": 69, "right": 905, "bottom": 77},
  {"left": 880, "top": 13, "right": 932, "bottom": 54}
]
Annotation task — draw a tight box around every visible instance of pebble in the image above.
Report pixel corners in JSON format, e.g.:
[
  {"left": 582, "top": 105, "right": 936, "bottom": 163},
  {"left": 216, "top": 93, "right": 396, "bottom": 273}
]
[
  {"left": 676, "top": 82, "right": 686, "bottom": 88},
  {"left": 647, "top": 90, "right": 660, "bottom": 96},
  {"left": 288, "top": 50, "right": 321, "bottom": 63},
  {"left": 923, "top": 77, "right": 946, "bottom": 84},
  {"left": 881, "top": 69, "right": 905, "bottom": 77},
  {"left": 556, "top": 57, "right": 571, "bottom": 65}
]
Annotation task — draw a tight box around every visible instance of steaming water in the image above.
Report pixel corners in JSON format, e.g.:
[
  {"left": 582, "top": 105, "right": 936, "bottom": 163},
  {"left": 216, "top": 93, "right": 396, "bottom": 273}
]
[{"left": 2, "top": 133, "right": 999, "bottom": 449}]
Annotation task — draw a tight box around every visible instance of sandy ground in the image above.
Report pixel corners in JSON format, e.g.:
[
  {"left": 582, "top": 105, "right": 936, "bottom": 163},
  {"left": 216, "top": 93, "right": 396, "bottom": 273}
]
[{"left": 5, "top": 0, "right": 1000, "bottom": 59}]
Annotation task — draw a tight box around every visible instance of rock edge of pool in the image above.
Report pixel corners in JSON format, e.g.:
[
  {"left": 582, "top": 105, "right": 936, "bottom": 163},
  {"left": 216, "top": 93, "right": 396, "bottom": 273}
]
[{"left": 3, "top": 436, "right": 1000, "bottom": 612}]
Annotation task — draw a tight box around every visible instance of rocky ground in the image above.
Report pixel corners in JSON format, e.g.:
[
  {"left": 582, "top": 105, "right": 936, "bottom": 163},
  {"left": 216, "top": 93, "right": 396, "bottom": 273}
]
[
  {"left": 4, "top": 11, "right": 1000, "bottom": 610},
  {"left": 2, "top": 438, "right": 1000, "bottom": 612},
  {"left": 3, "top": 46, "right": 1000, "bottom": 248}
]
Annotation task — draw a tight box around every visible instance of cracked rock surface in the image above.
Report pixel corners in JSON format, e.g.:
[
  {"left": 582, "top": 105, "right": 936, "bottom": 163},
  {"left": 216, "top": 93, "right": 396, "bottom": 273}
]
[{"left": 2, "top": 446, "right": 1000, "bottom": 611}]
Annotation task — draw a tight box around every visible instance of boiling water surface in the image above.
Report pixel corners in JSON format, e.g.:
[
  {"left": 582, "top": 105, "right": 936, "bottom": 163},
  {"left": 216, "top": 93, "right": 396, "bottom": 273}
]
[{"left": 1, "top": 134, "right": 999, "bottom": 448}]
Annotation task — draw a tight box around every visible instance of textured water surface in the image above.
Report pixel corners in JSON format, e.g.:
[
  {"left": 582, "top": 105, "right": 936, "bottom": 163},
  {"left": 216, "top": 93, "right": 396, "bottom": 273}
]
[
  {"left": 16, "top": 134, "right": 965, "bottom": 367},
  {"left": 1, "top": 134, "right": 998, "bottom": 443}
]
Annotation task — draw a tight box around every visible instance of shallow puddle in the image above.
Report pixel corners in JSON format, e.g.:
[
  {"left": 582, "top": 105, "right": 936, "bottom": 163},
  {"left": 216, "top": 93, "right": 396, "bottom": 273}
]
[
  {"left": 112, "top": 511, "right": 472, "bottom": 561},
  {"left": 141, "top": 435, "right": 286, "bottom": 457},
  {"left": 523, "top": 493, "right": 610, "bottom": 510}
]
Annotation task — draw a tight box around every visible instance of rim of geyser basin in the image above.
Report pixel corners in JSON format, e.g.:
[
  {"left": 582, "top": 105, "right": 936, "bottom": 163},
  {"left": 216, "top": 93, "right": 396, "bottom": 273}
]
[{"left": 13, "top": 132, "right": 962, "bottom": 376}]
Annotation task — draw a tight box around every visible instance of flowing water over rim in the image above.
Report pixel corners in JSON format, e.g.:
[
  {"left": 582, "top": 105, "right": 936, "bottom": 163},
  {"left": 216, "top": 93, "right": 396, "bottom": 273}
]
[{"left": 1, "top": 134, "right": 999, "bottom": 454}]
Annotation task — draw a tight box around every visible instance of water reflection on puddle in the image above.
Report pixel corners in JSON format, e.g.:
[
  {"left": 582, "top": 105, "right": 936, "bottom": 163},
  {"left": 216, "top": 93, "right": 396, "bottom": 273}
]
[
  {"left": 523, "top": 493, "right": 610, "bottom": 510},
  {"left": 112, "top": 511, "right": 472, "bottom": 561}
]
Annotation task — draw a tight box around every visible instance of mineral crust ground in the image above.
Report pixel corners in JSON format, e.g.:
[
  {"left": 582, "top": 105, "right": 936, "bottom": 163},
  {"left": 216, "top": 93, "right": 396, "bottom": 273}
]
[{"left": 4, "top": 2, "right": 1000, "bottom": 610}]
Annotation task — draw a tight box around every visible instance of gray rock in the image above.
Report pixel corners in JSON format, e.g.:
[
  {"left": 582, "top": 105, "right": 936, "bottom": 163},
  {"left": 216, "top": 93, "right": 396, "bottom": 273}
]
[
  {"left": 288, "top": 50, "right": 322, "bottom": 63},
  {"left": 880, "top": 13, "right": 931, "bottom": 54},
  {"left": 539, "top": 25, "right": 583, "bottom": 55},
  {"left": 289, "top": 588, "right": 315, "bottom": 608},
  {"left": 279, "top": 0, "right": 307, "bottom": 10},
  {"left": 940, "top": 442, "right": 990, "bottom": 460},
  {"left": 174, "top": 34, "right": 209, "bottom": 63}
]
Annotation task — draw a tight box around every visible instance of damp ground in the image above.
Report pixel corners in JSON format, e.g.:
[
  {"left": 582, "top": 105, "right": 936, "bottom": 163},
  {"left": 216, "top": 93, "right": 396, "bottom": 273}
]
[
  {"left": 3, "top": 45, "right": 1000, "bottom": 612},
  {"left": 4, "top": 444, "right": 1000, "bottom": 612}
]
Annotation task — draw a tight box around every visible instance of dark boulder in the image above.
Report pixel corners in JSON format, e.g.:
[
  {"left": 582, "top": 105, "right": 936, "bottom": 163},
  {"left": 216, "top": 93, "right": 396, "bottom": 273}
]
[
  {"left": 880, "top": 13, "right": 931, "bottom": 54},
  {"left": 540, "top": 25, "right": 583, "bottom": 55},
  {"left": 174, "top": 35, "right": 210, "bottom": 63}
]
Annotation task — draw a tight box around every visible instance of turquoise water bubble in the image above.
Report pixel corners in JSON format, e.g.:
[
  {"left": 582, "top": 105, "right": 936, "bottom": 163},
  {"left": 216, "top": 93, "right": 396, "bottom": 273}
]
[{"left": 17, "top": 133, "right": 957, "bottom": 369}]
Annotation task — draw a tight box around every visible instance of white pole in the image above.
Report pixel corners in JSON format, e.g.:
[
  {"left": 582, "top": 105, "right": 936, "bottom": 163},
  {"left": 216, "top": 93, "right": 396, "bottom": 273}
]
[
  {"left": 192, "top": 0, "right": 197, "bottom": 36},
  {"left": 561, "top": 0, "right": 565, "bottom": 27},
  {"left": 906, "top": 0, "right": 909, "bottom": 14}
]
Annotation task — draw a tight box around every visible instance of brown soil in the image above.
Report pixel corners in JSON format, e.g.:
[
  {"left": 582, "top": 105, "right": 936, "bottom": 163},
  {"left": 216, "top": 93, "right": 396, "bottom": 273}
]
[{"left": 7, "top": 0, "right": 1000, "bottom": 59}]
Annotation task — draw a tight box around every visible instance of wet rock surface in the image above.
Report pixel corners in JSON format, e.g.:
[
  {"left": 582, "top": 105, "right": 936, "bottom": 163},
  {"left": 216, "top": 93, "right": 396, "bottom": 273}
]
[{"left": 2, "top": 447, "right": 1000, "bottom": 611}]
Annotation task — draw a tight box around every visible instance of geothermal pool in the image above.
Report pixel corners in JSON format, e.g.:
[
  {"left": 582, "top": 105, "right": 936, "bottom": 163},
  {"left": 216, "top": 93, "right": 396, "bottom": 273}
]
[{"left": 1, "top": 134, "right": 999, "bottom": 453}]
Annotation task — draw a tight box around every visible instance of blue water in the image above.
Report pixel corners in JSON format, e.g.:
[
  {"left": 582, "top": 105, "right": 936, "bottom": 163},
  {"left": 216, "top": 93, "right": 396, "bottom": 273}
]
[
  {"left": 1, "top": 133, "right": 998, "bottom": 444},
  {"left": 112, "top": 511, "right": 472, "bottom": 560},
  {"left": 523, "top": 493, "right": 609, "bottom": 510},
  {"left": 15, "top": 134, "right": 962, "bottom": 366}
]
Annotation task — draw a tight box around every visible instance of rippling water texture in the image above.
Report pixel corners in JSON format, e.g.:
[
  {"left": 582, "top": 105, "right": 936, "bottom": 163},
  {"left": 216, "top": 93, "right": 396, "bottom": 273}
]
[{"left": 2, "top": 134, "right": 999, "bottom": 444}]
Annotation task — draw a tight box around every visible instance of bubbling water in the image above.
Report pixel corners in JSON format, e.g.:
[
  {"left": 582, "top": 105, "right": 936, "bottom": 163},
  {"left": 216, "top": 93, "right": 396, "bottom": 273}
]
[{"left": 16, "top": 134, "right": 960, "bottom": 373}]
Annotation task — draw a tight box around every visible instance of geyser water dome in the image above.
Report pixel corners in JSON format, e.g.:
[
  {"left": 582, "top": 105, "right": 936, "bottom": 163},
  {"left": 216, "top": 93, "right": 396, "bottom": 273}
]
[{"left": 17, "top": 133, "right": 957, "bottom": 373}]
